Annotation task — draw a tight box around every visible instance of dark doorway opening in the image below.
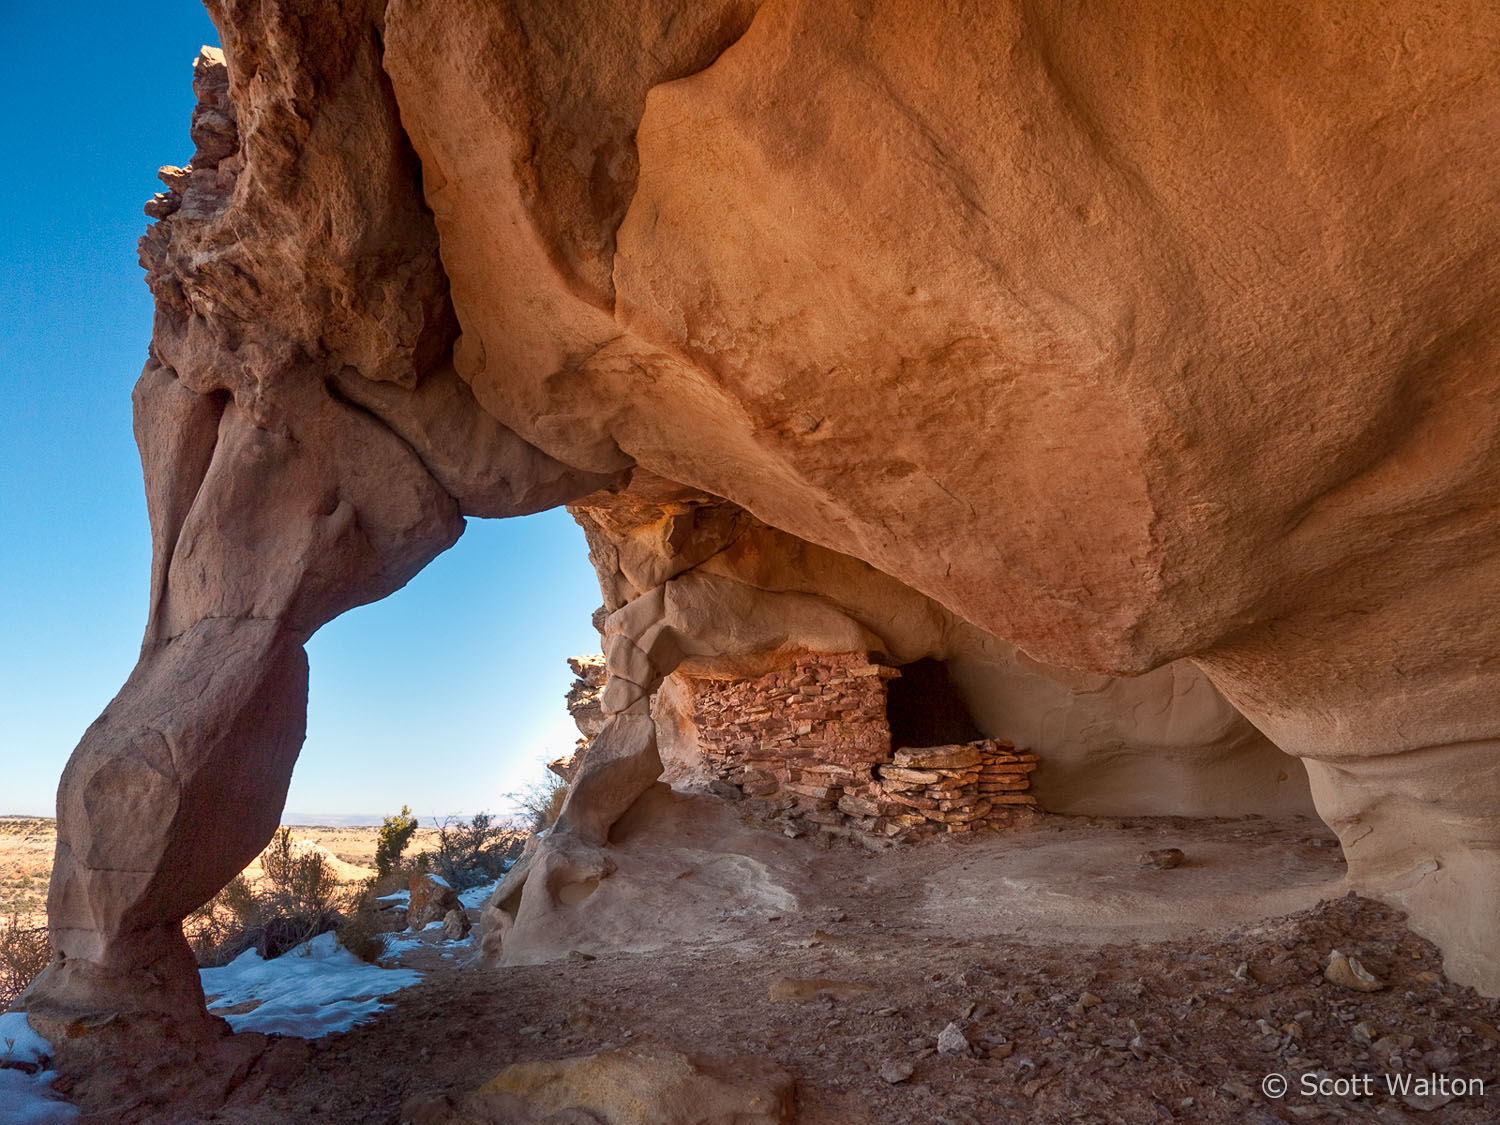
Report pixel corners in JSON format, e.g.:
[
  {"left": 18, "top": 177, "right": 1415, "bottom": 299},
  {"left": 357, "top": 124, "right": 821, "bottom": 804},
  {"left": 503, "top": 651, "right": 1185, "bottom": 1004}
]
[{"left": 886, "top": 657, "right": 985, "bottom": 749}]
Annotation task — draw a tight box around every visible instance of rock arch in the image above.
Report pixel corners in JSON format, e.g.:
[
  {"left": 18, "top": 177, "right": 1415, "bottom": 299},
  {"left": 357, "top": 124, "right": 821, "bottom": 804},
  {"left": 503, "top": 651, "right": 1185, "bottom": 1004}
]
[{"left": 23, "top": 0, "right": 1500, "bottom": 1028}]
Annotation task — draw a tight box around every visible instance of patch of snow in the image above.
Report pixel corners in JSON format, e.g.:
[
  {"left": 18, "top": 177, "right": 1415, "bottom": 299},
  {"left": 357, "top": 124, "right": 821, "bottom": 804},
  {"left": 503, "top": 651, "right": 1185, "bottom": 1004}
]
[
  {"left": 0, "top": 1012, "right": 52, "bottom": 1068},
  {"left": 0, "top": 1012, "right": 78, "bottom": 1123},
  {"left": 0, "top": 1072, "right": 76, "bottom": 1125},
  {"left": 374, "top": 890, "right": 410, "bottom": 905},
  {"left": 427, "top": 874, "right": 452, "bottom": 889},
  {"left": 199, "top": 932, "right": 421, "bottom": 1037},
  {"left": 459, "top": 877, "right": 502, "bottom": 908},
  {"left": 422, "top": 920, "right": 444, "bottom": 932},
  {"left": 378, "top": 930, "right": 425, "bottom": 963}
]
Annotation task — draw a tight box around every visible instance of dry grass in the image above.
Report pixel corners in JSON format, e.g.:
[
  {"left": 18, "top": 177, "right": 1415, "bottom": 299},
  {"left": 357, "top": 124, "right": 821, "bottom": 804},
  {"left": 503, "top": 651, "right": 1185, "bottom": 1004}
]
[
  {"left": 0, "top": 817, "right": 54, "bottom": 924},
  {"left": 257, "top": 825, "right": 445, "bottom": 871}
]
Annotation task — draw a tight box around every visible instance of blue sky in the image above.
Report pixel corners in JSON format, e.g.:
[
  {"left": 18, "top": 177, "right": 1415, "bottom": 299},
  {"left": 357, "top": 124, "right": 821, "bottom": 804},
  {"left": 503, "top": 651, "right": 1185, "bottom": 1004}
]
[{"left": 0, "top": 3, "right": 601, "bottom": 821}]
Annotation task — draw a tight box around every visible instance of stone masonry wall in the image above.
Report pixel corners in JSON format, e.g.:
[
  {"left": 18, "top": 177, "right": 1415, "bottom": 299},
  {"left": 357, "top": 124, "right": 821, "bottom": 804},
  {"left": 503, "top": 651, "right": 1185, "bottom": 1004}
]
[
  {"left": 689, "top": 652, "right": 1036, "bottom": 842},
  {"left": 872, "top": 742, "right": 1039, "bottom": 839}
]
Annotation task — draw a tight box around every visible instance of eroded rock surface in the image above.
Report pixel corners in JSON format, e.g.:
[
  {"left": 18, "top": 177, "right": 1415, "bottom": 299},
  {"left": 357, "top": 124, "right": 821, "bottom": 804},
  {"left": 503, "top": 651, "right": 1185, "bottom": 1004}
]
[
  {"left": 549, "top": 655, "right": 607, "bottom": 781},
  {"left": 34, "top": 0, "right": 1500, "bottom": 1030},
  {"left": 26, "top": 7, "right": 619, "bottom": 1029}
]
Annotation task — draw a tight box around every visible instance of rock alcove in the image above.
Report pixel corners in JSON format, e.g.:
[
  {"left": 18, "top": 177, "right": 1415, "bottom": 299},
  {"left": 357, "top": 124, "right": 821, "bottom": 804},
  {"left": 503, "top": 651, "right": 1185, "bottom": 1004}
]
[{"left": 21, "top": 0, "right": 1500, "bottom": 1056}]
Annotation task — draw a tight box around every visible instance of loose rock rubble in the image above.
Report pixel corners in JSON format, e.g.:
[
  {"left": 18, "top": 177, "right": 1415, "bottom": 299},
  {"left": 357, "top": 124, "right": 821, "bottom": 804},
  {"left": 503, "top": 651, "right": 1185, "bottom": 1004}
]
[
  {"left": 936, "top": 1021, "right": 974, "bottom": 1057},
  {"left": 1325, "top": 949, "right": 1385, "bottom": 993},
  {"left": 86, "top": 841, "right": 1497, "bottom": 1125}
]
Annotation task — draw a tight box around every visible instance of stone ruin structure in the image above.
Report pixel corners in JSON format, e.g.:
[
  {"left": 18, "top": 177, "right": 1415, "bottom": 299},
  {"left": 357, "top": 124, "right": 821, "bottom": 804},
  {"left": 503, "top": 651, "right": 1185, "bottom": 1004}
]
[
  {"left": 20, "top": 0, "right": 1500, "bottom": 1039},
  {"left": 680, "top": 653, "right": 1037, "bottom": 841}
]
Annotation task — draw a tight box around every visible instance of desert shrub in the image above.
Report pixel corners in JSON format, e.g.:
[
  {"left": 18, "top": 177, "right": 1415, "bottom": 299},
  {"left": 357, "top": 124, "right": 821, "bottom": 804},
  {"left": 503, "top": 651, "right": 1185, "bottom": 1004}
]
[
  {"left": 0, "top": 915, "right": 50, "bottom": 1008},
  {"left": 185, "top": 874, "right": 257, "bottom": 965},
  {"left": 374, "top": 805, "right": 419, "bottom": 879},
  {"left": 433, "top": 812, "right": 515, "bottom": 891},
  {"left": 509, "top": 773, "right": 570, "bottom": 833},
  {"left": 219, "top": 872, "right": 259, "bottom": 922},
  {"left": 335, "top": 884, "right": 385, "bottom": 964},
  {"left": 187, "top": 830, "right": 350, "bottom": 966},
  {"left": 259, "top": 828, "right": 342, "bottom": 919}
]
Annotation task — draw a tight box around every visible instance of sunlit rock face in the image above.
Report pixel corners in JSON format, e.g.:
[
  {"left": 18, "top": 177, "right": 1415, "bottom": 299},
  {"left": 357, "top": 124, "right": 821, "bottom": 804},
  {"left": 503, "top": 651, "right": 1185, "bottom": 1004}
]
[
  {"left": 389, "top": 0, "right": 1500, "bottom": 991},
  {"left": 29, "top": 0, "right": 1500, "bottom": 1029}
]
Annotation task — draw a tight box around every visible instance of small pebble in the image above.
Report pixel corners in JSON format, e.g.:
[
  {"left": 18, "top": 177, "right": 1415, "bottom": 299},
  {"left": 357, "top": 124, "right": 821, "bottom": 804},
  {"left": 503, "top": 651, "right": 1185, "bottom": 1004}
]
[{"left": 879, "top": 1058, "right": 915, "bottom": 1084}]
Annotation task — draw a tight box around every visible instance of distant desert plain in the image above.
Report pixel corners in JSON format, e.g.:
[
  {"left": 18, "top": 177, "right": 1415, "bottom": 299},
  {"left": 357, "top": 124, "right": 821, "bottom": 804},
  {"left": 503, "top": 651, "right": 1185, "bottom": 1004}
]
[{"left": 0, "top": 816, "right": 449, "bottom": 928}]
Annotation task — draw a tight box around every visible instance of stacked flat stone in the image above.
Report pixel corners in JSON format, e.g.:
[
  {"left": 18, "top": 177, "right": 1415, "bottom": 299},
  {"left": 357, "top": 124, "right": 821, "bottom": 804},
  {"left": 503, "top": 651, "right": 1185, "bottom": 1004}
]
[
  {"left": 690, "top": 655, "right": 1039, "bottom": 843},
  {"left": 874, "top": 740, "right": 1037, "bottom": 840},
  {"left": 691, "top": 654, "right": 898, "bottom": 826}
]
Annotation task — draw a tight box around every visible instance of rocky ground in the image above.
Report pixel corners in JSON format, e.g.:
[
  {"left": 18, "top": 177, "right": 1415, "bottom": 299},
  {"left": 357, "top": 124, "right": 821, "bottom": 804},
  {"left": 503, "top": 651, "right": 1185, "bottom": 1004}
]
[{"left": 36, "top": 812, "right": 1500, "bottom": 1123}]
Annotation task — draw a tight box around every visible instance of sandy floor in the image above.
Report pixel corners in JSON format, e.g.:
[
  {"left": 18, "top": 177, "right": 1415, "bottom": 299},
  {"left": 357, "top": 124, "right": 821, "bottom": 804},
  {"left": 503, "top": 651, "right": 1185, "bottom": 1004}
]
[
  {"left": 907, "top": 816, "right": 1343, "bottom": 944},
  {"left": 44, "top": 803, "right": 1500, "bottom": 1123}
]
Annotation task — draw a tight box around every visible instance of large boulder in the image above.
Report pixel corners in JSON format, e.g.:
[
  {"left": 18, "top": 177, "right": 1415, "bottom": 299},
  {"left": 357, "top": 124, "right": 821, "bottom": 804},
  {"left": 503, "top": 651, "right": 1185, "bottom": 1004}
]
[
  {"left": 409, "top": 874, "right": 462, "bottom": 931},
  {"left": 441, "top": 908, "right": 472, "bottom": 941}
]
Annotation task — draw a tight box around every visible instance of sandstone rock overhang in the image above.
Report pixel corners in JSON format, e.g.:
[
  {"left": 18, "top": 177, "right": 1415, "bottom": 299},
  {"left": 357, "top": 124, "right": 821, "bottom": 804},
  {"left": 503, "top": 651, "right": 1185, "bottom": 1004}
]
[{"left": 21, "top": 0, "right": 1500, "bottom": 1035}]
